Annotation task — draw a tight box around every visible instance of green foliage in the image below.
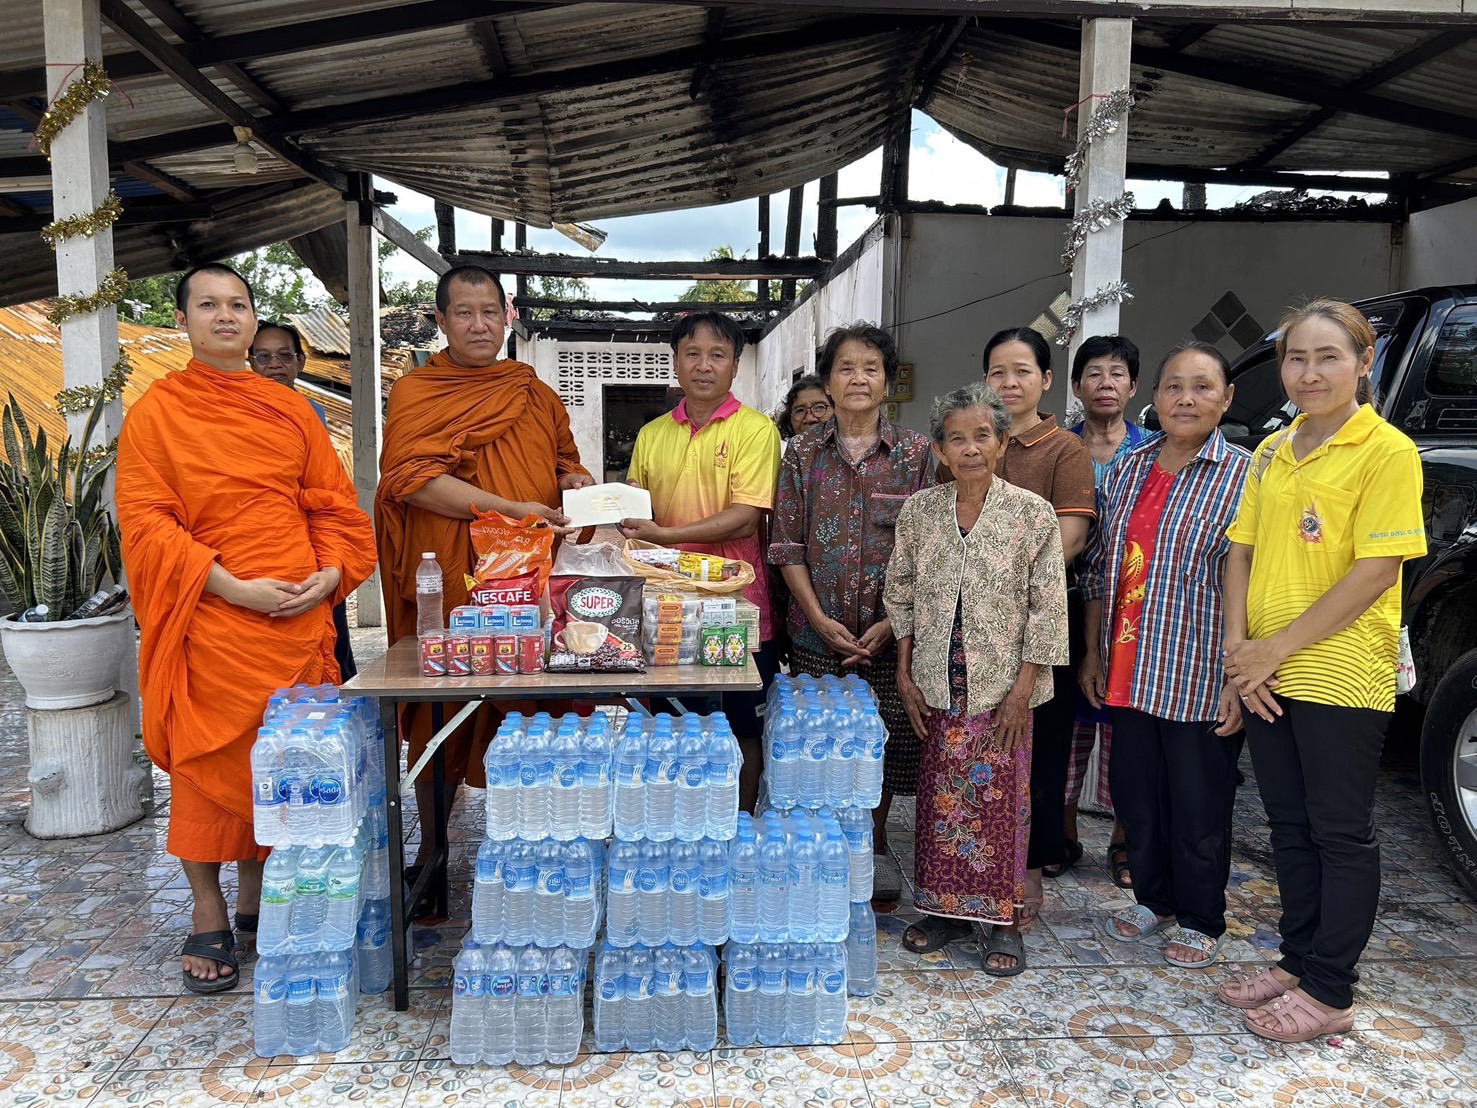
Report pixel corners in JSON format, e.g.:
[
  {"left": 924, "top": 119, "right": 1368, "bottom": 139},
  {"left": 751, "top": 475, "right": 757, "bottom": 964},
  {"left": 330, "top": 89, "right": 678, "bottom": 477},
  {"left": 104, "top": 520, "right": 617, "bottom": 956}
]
[
  {"left": 678, "top": 245, "right": 758, "bottom": 304},
  {"left": 124, "top": 241, "right": 334, "bottom": 325},
  {"left": 522, "top": 276, "right": 592, "bottom": 320},
  {"left": 0, "top": 392, "right": 122, "bottom": 619},
  {"left": 121, "top": 273, "right": 178, "bottom": 327}
]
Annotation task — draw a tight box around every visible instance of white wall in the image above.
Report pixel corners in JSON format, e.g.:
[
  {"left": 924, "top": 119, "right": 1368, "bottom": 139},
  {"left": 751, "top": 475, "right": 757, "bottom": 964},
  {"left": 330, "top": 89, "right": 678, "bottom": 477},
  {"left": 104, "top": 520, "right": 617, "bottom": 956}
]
[
  {"left": 1405, "top": 196, "right": 1477, "bottom": 289},
  {"left": 891, "top": 212, "right": 1402, "bottom": 431}
]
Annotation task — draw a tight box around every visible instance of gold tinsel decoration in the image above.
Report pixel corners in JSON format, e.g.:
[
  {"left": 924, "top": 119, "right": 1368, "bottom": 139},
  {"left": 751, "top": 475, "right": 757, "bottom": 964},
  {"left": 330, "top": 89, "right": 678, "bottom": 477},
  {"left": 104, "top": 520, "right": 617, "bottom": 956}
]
[
  {"left": 54, "top": 353, "right": 133, "bottom": 416},
  {"left": 46, "top": 268, "right": 130, "bottom": 327},
  {"left": 33, "top": 61, "right": 113, "bottom": 158},
  {"left": 41, "top": 191, "right": 123, "bottom": 248}
]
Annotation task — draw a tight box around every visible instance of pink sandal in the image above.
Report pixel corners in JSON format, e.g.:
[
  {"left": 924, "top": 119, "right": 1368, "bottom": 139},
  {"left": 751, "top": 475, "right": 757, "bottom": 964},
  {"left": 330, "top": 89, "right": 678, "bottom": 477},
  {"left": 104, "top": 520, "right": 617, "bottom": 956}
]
[
  {"left": 1244, "top": 989, "right": 1355, "bottom": 1044},
  {"left": 1216, "top": 967, "right": 1291, "bottom": 1010}
]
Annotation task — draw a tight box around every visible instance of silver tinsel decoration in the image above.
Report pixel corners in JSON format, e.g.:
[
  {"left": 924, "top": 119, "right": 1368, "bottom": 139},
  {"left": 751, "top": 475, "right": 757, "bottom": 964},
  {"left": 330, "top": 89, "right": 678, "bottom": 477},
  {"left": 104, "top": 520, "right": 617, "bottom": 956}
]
[
  {"left": 1063, "top": 87, "right": 1135, "bottom": 191},
  {"left": 1055, "top": 282, "right": 1135, "bottom": 346},
  {"left": 1060, "top": 192, "right": 1136, "bottom": 270}
]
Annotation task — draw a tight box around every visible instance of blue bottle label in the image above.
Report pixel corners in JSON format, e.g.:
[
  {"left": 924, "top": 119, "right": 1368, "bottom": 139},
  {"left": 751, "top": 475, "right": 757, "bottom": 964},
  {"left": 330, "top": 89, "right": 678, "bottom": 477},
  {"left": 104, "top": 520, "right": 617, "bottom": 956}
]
[
  {"left": 490, "top": 972, "right": 516, "bottom": 997},
  {"left": 670, "top": 869, "right": 691, "bottom": 893},
  {"left": 517, "top": 974, "right": 545, "bottom": 998},
  {"left": 566, "top": 872, "right": 593, "bottom": 897},
  {"left": 683, "top": 765, "right": 705, "bottom": 787},
  {"left": 257, "top": 976, "right": 287, "bottom": 1002},
  {"left": 599, "top": 977, "right": 620, "bottom": 1001},
  {"left": 316, "top": 974, "right": 351, "bottom": 1001},
  {"left": 547, "top": 972, "right": 573, "bottom": 997},
  {"left": 653, "top": 968, "right": 680, "bottom": 996},
  {"left": 729, "top": 968, "right": 754, "bottom": 991},
  {"left": 275, "top": 775, "right": 293, "bottom": 804},
  {"left": 626, "top": 975, "right": 653, "bottom": 1001},
  {"left": 287, "top": 978, "right": 315, "bottom": 1002},
  {"left": 759, "top": 868, "right": 786, "bottom": 887},
  {"left": 821, "top": 971, "right": 846, "bottom": 995},
  {"left": 556, "top": 766, "right": 578, "bottom": 788},
  {"left": 313, "top": 776, "right": 344, "bottom": 805},
  {"left": 732, "top": 870, "right": 756, "bottom": 889},
  {"left": 639, "top": 869, "right": 664, "bottom": 893},
  {"left": 464, "top": 974, "right": 487, "bottom": 999},
  {"left": 758, "top": 968, "right": 785, "bottom": 990},
  {"left": 686, "top": 967, "right": 713, "bottom": 992},
  {"left": 520, "top": 764, "right": 538, "bottom": 786},
  {"left": 611, "top": 868, "right": 635, "bottom": 894},
  {"left": 538, "top": 870, "right": 564, "bottom": 895}
]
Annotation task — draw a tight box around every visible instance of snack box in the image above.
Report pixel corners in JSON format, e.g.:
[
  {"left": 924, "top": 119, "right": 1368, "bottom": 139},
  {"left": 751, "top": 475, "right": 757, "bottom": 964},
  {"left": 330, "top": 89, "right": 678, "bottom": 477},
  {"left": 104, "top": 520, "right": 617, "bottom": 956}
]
[
  {"left": 700, "top": 597, "right": 737, "bottom": 626},
  {"left": 448, "top": 605, "right": 481, "bottom": 630}
]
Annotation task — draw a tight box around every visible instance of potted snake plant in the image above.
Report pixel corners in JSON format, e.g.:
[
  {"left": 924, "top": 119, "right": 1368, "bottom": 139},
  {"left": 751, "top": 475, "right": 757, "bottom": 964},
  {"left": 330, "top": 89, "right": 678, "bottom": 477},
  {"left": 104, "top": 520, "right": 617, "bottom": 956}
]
[{"left": 0, "top": 392, "right": 131, "bottom": 709}]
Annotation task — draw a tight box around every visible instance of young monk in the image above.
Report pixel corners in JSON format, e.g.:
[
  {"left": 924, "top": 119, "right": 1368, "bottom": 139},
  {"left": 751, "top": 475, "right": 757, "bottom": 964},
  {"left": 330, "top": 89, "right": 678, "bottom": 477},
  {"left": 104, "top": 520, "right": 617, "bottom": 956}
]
[{"left": 116, "top": 263, "right": 376, "bottom": 993}]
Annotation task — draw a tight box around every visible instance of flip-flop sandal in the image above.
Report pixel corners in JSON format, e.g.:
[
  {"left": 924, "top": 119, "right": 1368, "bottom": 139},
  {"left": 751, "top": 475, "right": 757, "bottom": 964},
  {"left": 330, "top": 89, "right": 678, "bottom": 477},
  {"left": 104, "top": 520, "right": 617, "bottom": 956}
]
[
  {"left": 1217, "top": 967, "right": 1292, "bottom": 1010},
  {"left": 1042, "top": 838, "right": 1083, "bottom": 879},
  {"left": 1103, "top": 903, "right": 1171, "bottom": 943},
  {"left": 981, "top": 925, "right": 1026, "bottom": 977},
  {"left": 233, "top": 912, "right": 258, "bottom": 934},
  {"left": 1244, "top": 990, "right": 1355, "bottom": 1044},
  {"left": 1164, "top": 926, "right": 1222, "bottom": 968},
  {"left": 181, "top": 929, "right": 239, "bottom": 995},
  {"left": 903, "top": 915, "right": 973, "bottom": 954},
  {"left": 1107, "top": 842, "right": 1132, "bottom": 889},
  {"left": 1017, "top": 893, "right": 1044, "bottom": 933}
]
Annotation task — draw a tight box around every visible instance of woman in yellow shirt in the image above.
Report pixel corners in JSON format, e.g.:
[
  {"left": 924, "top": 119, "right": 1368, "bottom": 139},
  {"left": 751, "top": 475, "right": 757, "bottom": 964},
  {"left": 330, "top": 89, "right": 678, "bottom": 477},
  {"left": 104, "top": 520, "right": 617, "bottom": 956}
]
[{"left": 1219, "top": 299, "right": 1426, "bottom": 1043}]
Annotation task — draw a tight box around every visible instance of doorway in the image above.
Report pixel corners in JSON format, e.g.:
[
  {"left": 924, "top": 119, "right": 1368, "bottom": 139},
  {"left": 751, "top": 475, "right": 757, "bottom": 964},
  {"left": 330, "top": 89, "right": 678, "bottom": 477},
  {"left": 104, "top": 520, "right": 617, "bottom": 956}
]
[{"left": 602, "top": 384, "right": 682, "bottom": 482}]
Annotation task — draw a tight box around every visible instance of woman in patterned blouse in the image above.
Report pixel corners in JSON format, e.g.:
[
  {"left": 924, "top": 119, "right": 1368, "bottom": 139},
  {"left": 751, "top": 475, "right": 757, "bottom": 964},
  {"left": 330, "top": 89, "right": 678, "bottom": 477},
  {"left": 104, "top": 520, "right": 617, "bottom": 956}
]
[
  {"left": 885, "top": 382, "right": 1069, "bottom": 975},
  {"left": 769, "top": 323, "right": 934, "bottom": 903}
]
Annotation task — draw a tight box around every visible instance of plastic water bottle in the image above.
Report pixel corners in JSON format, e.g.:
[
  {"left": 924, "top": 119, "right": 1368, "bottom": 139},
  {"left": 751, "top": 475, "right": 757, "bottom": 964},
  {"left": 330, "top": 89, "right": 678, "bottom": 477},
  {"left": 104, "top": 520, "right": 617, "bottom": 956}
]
[
  {"left": 683, "top": 946, "right": 718, "bottom": 1051},
  {"left": 847, "top": 902, "right": 877, "bottom": 996},
  {"left": 315, "top": 949, "right": 356, "bottom": 1052},
  {"left": 363, "top": 803, "right": 390, "bottom": 899},
  {"left": 705, "top": 722, "right": 739, "bottom": 840},
  {"left": 724, "top": 943, "right": 758, "bottom": 1047},
  {"left": 623, "top": 945, "right": 655, "bottom": 1052},
  {"left": 645, "top": 721, "right": 678, "bottom": 840},
  {"left": 521, "top": 725, "right": 553, "bottom": 840},
  {"left": 356, "top": 898, "right": 391, "bottom": 995},
  {"left": 485, "top": 738, "right": 521, "bottom": 840},
  {"left": 668, "top": 842, "right": 700, "bottom": 947},
  {"left": 545, "top": 947, "right": 583, "bottom": 1064},
  {"left": 533, "top": 841, "right": 565, "bottom": 946},
  {"left": 594, "top": 945, "right": 625, "bottom": 1052},
  {"left": 789, "top": 823, "right": 820, "bottom": 942},
  {"left": 729, "top": 819, "right": 759, "bottom": 944},
  {"left": 840, "top": 808, "right": 874, "bottom": 902},
  {"left": 758, "top": 827, "right": 789, "bottom": 943},
  {"left": 767, "top": 700, "right": 800, "bottom": 809},
  {"left": 483, "top": 942, "right": 518, "bottom": 1065},
  {"left": 258, "top": 847, "right": 297, "bottom": 955},
  {"left": 614, "top": 727, "right": 646, "bottom": 840},
  {"left": 606, "top": 841, "right": 641, "bottom": 947},
  {"left": 291, "top": 846, "right": 331, "bottom": 946},
  {"left": 416, "top": 551, "right": 444, "bottom": 636},
  {"left": 252, "top": 727, "right": 286, "bottom": 846},
  {"left": 827, "top": 705, "right": 856, "bottom": 808},
  {"left": 800, "top": 705, "right": 828, "bottom": 807},
  {"left": 313, "top": 722, "right": 355, "bottom": 845},
  {"left": 855, "top": 707, "right": 886, "bottom": 809},
  {"left": 322, "top": 845, "right": 362, "bottom": 949},
  {"left": 785, "top": 943, "right": 816, "bottom": 1045},
  {"left": 503, "top": 842, "right": 537, "bottom": 947},
  {"left": 815, "top": 943, "right": 848, "bottom": 1044},
  {"left": 638, "top": 841, "right": 670, "bottom": 947},
  {"left": 549, "top": 724, "right": 582, "bottom": 841},
  {"left": 253, "top": 953, "right": 289, "bottom": 1057},
  {"left": 472, "top": 838, "right": 503, "bottom": 944},
  {"left": 819, "top": 828, "right": 851, "bottom": 943},
  {"left": 579, "top": 723, "right": 613, "bottom": 839},
  {"left": 283, "top": 728, "right": 318, "bottom": 843},
  {"left": 756, "top": 944, "right": 787, "bottom": 1046},
  {"left": 283, "top": 955, "right": 317, "bottom": 1055},
  {"left": 652, "top": 944, "right": 684, "bottom": 1051},
  {"left": 697, "top": 839, "right": 729, "bottom": 946},
  {"left": 514, "top": 946, "right": 549, "bottom": 1065},
  {"left": 451, "top": 943, "right": 485, "bottom": 1065},
  {"left": 675, "top": 723, "right": 708, "bottom": 840},
  {"left": 563, "top": 840, "right": 598, "bottom": 949}
]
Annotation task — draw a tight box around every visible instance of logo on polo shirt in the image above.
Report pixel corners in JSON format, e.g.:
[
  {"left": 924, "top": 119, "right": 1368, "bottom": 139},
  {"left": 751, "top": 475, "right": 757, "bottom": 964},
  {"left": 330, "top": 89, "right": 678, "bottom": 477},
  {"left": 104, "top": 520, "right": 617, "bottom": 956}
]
[
  {"left": 713, "top": 440, "right": 729, "bottom": 469},
  {"left": 1299, "top": 499, "right": 1324, "bottom": 544}
]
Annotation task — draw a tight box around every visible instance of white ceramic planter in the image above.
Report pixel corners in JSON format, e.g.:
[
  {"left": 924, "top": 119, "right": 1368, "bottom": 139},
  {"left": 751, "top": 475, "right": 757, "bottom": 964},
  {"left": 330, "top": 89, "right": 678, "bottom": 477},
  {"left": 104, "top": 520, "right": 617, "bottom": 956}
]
[{"left": 0, "top": 608, "right": 133, "bottom": 710}]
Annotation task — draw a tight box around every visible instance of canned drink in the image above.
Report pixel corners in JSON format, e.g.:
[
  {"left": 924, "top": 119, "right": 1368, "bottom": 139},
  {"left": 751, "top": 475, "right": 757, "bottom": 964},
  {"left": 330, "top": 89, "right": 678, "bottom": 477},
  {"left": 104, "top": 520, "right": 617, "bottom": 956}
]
[
  {"left": 494, "top": 635, "right": 520, "bottom": 675},
  {"left": 470, "top": 634, "right": 495, "bottom": 675},
  {"left": 418, "top": 632, "right": 447, "bottom": 677},
  {"left": 446, "top": 634, "right": 472, "bottom": 676},
  {"left": 510, "top": 604, "right": 541, "bottom": 633},
  {"left": 449, "top": 605, "right": 481, "bottom": 630},
  {"left": 518, "top": 634, "right": 545, "bottom": 674},
  {"left": 480, "top": 605, "right": 511, "bottom": 632}
]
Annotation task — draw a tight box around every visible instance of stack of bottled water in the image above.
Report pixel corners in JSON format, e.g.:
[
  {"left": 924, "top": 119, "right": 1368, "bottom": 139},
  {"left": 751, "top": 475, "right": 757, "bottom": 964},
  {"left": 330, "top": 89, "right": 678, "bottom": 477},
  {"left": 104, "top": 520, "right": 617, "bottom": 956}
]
[
  {"left": 728, "top": 811, "right": 849, "bottom": 944},
  {"left": 762, "top": 674, "right": 886, "bottom": 813},
  {"left": 450, "top": 937, "right": 587, "bottom": 1066},
  {"left": 723, "top": 940, "right": 848, "bottom": 1046},
  {"left": 484, "top": 712, "right": 615, "bottom": 841},
  {"left": 613, "top": 712, "right": 741, "bottom": 841},
  {"left": 591, "top": 941, "right": 719, "bottom": 1052},
  {"left": 606, "top": 838, "right": 730, "bottom": 948},
  {"left": 472, "top": 836, "right": 605, "bottom": 949}
]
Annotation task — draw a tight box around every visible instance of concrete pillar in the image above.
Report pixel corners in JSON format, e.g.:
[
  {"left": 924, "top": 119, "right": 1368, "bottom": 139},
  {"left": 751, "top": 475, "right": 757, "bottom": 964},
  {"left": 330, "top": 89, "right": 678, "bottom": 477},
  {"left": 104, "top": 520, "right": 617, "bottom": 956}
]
[
  {"left": 347, "top": 192, "right": 383, "bottom": 627},
  {"left": 1068, "top": 18, "right": 1132, "bottom": 361},
  {"left": 43, "top": 0, "right": 122, "bottom": 459}
]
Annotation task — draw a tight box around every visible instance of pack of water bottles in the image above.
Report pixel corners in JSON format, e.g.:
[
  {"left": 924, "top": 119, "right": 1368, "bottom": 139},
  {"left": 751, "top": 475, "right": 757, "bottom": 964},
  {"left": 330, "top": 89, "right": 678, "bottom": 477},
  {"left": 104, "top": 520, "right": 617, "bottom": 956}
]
[
  {"left": 252, "top": 686, "right": 383, "bottom": 848},
  {"left": 755, "top": 802, "right": 875, "bottom": 904},
  {"left": 729, "top": 811, "right": 850, "bottom": 944},
  {"left": 472, "top": 836, "right": 605, "bottom": 949},
  {"left": 483, "top": 711, "right": 614, "bottom": 841},
  {"left": 450, "top": 938, "right": 587, "bottom": 1067},
  {"left": 606, "top": 838, "right": 730, "bottom": 948},
  {"left": 592, "top": 941, "right": 719, "bottom": 1053},
  {"left": 723, "top": 941, "right": 848, "bottom": 1046},
  {"left": 613, "top": 712, "right": 741, "bottom": 842},
  {"left": 253, "top": 948, "right": 360, "bottom": 1056},
  {"left": 763, "top": 674, "right": 886, "bottom": 812}
]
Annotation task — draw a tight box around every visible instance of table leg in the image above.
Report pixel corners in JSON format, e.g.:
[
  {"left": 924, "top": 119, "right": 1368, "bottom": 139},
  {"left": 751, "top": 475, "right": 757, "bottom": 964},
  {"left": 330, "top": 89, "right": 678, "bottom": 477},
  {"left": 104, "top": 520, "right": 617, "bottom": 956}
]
[
  {"left": 382, "top": 696, "right": 410, "bottom": 1012},
  {"left": 431, "top": 702, "right": 449, "bottom": 918}
]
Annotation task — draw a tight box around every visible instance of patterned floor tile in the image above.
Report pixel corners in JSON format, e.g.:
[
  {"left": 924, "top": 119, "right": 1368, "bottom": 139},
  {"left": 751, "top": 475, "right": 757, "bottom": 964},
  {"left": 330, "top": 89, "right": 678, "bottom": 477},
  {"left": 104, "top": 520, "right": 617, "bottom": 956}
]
[
  {"left": 996, "top": 1034, "right": 1181, "bottom": 1106},
  {"left": 862, "top": 1037, "right": 1027, "bottom": 1108},
  {"left": 120, "top": 993, "right": 261, "bottom": 1070},
  {"left": 874, "top": 907, "right": 962, "bottom": 972},
  {"left": 1131, "top": 1033, "right": 1311, "bottom": 1107},
  {"left": 1281, "top": 1024, "right": 1475, "bottom": 1108},
  {"left": 250, "top": 1059, "right": 417, "bottom": 1105},
  {"left": 1093, "top": 965, "right": 1244, "bottom": 1037},
  {"left": 0, "top": 1040, "right": 119, "bottom": 1104},
  {"left": 712, "top": 1044, "right": 869, "bottom": 1107},
  {"left": 963, "top": 965, "right": 1116, "bottom": 1041},
  {"left": 846, "top": 970, "right": 982, "bottom": 1042},
  {"left": 557, "top": 1049, "right": 717, "bottom": 1107},
  {"left": 90, "top": 1063, "right": 267, "bottom": 1105},
  {"left": 402, "top": 1058, "right": 561, "bottom": 1107}
]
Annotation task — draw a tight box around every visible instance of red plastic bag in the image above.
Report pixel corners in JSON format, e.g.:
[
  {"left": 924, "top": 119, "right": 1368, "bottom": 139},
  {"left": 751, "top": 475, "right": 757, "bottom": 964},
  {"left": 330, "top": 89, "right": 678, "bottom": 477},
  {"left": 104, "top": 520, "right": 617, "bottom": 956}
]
[{"left": 469, "top": 510, "right": 556, "bottom": 600}]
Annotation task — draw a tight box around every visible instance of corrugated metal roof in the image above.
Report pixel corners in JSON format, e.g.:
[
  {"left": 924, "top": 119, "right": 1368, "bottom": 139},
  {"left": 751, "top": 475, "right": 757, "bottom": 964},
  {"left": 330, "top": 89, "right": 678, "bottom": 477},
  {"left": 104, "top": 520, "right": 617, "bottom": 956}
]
[{"left": 285, "top": 305, "right": 351, "bottom": 356}]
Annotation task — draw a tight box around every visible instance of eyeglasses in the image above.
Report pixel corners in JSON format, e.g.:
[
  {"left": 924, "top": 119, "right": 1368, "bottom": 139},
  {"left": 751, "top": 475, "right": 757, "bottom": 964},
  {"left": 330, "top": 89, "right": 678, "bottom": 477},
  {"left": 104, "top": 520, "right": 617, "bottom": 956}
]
[
  {"left": 792, "top": 402, "right": 833, "bottom": 418},
  {"left": 250, "top": 352, "right": 301, "bottom": 366}
]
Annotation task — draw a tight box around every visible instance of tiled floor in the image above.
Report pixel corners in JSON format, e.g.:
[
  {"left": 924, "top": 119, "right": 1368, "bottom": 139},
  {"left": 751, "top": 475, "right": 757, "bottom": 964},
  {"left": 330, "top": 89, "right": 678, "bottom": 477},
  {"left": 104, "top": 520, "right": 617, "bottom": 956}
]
[{"left": 2, "top": 629, "right": 1475, "bottom": 1106}]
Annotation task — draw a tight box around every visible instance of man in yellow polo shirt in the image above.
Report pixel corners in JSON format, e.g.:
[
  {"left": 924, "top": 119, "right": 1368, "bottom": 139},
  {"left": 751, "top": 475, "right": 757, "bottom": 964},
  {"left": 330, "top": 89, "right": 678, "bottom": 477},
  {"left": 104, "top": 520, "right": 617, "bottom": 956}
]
[{"left": 622, "top": 312, "right": 782, "bottom": 810}]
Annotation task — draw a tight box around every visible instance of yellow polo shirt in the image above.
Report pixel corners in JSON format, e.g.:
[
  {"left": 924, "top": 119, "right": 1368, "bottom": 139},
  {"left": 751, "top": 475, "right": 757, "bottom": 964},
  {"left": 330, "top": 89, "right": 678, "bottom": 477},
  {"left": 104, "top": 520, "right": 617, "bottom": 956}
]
[
  {"left": 1226, "top": 405, "right": 1425, "bottom": 712},
  {"left": 628, "top": 393, "right": 782, "bottom": 639}
]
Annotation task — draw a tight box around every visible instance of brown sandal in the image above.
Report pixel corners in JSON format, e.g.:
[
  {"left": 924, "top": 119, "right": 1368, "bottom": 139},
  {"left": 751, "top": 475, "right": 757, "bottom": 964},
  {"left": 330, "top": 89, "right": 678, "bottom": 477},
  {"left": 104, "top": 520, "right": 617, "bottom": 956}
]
[{"left": 1245, "top": 990, "right": 1354, "bottom": 1044}]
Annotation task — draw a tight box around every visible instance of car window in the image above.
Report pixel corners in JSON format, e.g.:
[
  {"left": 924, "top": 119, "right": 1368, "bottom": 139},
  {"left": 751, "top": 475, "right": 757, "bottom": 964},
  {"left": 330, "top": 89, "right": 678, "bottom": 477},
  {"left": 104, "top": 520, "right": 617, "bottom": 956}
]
[
  {"left": 1426, "top": 306, "right": 1477, "bottom": 397},
  {"left": 1221, "top": 349, "right": 1294, "bottom": 450}
]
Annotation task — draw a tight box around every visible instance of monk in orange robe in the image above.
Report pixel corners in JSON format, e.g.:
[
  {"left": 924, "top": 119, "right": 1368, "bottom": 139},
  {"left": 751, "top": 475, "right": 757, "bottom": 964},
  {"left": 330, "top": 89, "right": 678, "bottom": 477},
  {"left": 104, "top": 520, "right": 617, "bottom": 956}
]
[
  {"left": 376, "top": 264, "right": 592, "bottom": 879},
  {"left": 117, "top": 263, "right": 376, "bottom": 992}
]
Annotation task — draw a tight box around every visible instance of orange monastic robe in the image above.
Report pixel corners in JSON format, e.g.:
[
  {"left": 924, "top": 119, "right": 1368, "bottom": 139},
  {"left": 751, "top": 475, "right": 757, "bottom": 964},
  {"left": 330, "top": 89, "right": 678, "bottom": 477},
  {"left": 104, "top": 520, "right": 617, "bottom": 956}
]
[
  {"left": 375, "top": 352, "right": 589, "bottom": 784},
  {"left": 117, "top": 359, "right": 377, "bottom": 863}
]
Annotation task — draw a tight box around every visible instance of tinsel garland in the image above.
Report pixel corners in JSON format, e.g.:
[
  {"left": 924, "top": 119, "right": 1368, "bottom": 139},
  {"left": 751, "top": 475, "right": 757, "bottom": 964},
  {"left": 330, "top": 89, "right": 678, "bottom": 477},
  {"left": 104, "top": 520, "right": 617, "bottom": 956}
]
[
  {"left": 40, "top": 190, "right": 123, "bottom": 248},
  {"left": 1055, "top": 282, "right": 1134, "bottom": 347},
  {"left": 1060, "top": 192, "right": 1135, "bottom": 270},
  {"left": 54, "top": 353, "right": 132, "bottom": 416},
  {"left": 33, "top": 61, "right": 113, "bottom": 158},
  {"left": 46, "top": 267, "right": 129, "bottom": 327},
  {"left": 1063, "top": 87, "right": 1135, "bottom": 192}
]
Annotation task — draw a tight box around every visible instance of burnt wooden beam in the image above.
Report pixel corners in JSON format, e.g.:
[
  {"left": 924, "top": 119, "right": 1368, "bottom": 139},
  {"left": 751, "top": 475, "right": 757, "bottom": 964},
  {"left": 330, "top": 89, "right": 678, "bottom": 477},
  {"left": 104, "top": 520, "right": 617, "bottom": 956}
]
[
  {"left": 0, "top": 124, "right": 234, "bottom": 183},
  {"left": 516, "top": 297, "right": 776, "bottom": 313},
  {"left": 914, "top": 16, "right": 968, "bottom": 105},
  {"left": 514, "top": 223, "right": 529, "bottom": 303},
  {"left": 782, "top": 185, "right": 804, "bottom": 301},
  {"left": 816, "top": 173, "right": 838, "bottom": 259},
  {"left": 122, "top": 160, "right": 201, "bottom": 202},
  {"left": 452, "top": 251, "right": 828, "bottom": 281},
  {"left": 133, "top": 0, "right": 285, "bottom": 114},
  {"left": 472, "top": 21, "right": 512, "bottom": 80},
  {"left": 2, "top": 199, "right": 215, "bottom": 233},
  {"left": 879, "top": 105, "right": 910, "bottom": 212},
  {"left": 435, "top": 201, "right": 457, "bottom": 255},
  {"left": 374, "top": 207, "right": 450, "bottom": 275},
  {"left": 490, "top": 217, "right": 504, "bottom": 252},
  {"left": 756, "top": 193, "right": 771, "bottom": 305},
  {"left": 689, "top": 7, "right": 728, "bottom": 99},
  {"left": 1163, "top": 23, "right": 1215, "bottom": 53}
]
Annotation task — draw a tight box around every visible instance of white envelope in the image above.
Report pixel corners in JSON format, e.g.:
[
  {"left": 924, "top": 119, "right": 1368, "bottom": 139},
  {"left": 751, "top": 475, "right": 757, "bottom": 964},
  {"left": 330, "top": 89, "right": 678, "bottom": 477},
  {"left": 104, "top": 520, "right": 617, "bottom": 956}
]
[{"left": 562, "top": 482, "right": 653, "bottom": 527}]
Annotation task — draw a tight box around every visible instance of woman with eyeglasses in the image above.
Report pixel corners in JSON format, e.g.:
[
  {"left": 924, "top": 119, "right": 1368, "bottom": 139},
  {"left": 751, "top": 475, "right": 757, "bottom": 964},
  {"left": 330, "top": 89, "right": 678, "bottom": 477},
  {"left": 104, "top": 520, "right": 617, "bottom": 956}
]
[
  {"left": 775, "top": 375, "right": 833, "bottom": 439},
  {"left": 769, "top": 323, "right": 934, "bottom": 905}
]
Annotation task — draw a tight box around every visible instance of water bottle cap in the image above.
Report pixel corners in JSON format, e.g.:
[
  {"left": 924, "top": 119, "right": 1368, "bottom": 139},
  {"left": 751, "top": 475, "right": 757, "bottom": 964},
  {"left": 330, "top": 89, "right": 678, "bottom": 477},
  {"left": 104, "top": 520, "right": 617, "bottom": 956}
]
[{"left": 421, "top": 551, "right": 436, "bottom": 559}]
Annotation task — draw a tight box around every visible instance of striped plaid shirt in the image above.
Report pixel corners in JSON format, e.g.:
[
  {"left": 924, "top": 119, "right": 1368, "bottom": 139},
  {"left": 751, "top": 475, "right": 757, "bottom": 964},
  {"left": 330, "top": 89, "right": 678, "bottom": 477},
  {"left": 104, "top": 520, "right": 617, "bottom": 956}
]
[{"left": 1079, "top": 429, "right": 1251, "bottom": 722}]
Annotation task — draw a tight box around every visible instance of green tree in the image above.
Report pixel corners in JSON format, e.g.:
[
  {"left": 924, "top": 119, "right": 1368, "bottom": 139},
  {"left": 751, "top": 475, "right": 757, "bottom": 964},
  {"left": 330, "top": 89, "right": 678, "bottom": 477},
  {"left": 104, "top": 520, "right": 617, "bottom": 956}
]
[
  {"left": 521, "top": 275, "right": 592, "bottom": 319},
  {"left": 120, "top": 273, "right": 178, "bottom": 327},
  {"left": 678, "top": 245, "right": 757, "bottom": 304},
  {"left": 231, "top": 242, "right": 330, "bottom": 319},
  {"left": 381, "top": 225, "right": 442, "bottom": 306}
]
